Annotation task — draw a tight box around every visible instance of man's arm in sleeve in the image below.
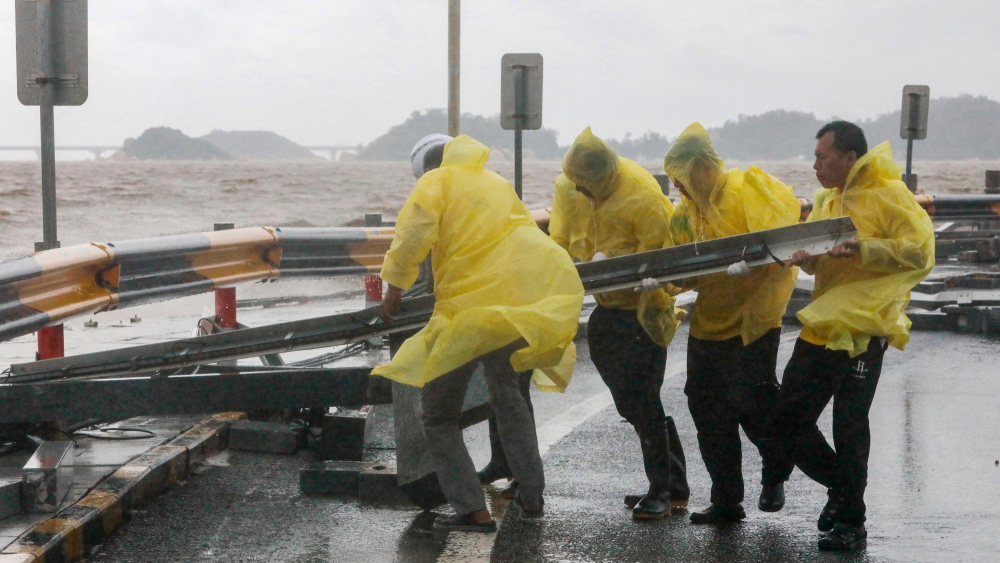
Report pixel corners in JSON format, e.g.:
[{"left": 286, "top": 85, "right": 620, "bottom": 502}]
[
  {"left": 380, "top": 177, "right": 446, "bottom": 291},
  {"left": 859, "top": 188, "right": 935, "bottom": 273}
]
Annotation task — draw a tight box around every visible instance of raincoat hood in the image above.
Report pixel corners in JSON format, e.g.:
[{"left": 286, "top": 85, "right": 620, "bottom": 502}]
[
  {"left": 441, "top": 134, "right": 491, "bottom": 170},
  {"left": 410, "top": 133, "right": 453, "bottom": 179},
  {"left": 843, "top": 141, "right": 902, "bottom": 193},
  {"left": 663, "top": 122, "right": 728, "bottom": 213},
  {"left": 562, "top": 127, "right": 620, "bottom": 199}
]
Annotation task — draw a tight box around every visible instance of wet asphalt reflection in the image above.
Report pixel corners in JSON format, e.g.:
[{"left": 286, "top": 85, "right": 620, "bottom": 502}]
[{"left": 86, "top": 327, "right": 999, "bottom": 562}]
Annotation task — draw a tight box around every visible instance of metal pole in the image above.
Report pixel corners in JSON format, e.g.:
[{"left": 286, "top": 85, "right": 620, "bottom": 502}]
[
  {"left": 904, "top": 92, "right": 921, "bottom": 193},
  {"left": 38, "top": 0, "right": 58, "bottom": 251},
  {"left": 36, "top": 0, "right": 63, "bottom": 362},
  {"left": 513, "top": 66, "right": 527, "bottom": 200},
  {"left": 447, "top": 0, "right": 460, "bottom": 137},
  {"left": 214, "top": 223, "right": 237, "bottom": 329}
]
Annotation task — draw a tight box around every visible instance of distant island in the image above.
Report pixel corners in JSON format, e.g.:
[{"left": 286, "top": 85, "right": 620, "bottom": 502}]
[
  {"left": 360, "top": 95, "right": 1000, "bottom": 161},
  {"left": 119, "top": 128, "right": 321, "bottom": 161},
  {"left": 359, "top": 109, "right": 563, "bottom": 160}
]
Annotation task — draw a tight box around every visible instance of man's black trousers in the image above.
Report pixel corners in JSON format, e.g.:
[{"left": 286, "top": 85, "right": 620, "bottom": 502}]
[
  {"left": 587, "top": 305, "right": 688, "bottom": 501},
  {"left": 770, "top": 336, "right": 885, "bottom": 526},
  {"left": 685, "top": 328, "right": 794, "bottom": 506}
]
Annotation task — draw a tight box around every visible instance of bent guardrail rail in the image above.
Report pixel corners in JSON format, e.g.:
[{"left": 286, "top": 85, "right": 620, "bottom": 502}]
[
  {"left": 0, "top": 226, "right": 395, "bottom": 342},
  {"left": 0, "top": 193, "right": 993, "bottom": 343}
]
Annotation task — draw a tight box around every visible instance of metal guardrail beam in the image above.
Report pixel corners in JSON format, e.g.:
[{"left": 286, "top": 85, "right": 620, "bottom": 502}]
[
  {"left": 0, "top": 226, "right": 394, "bottom": 342},
  {"left": 9, "top": 218, "right": 855, "bottom": 383},
  {"left": 9, "top": 295, "right": 434, "bottom": 382},
  {"left": 0, "top": 367, "right": 377, "bottom": 423}
]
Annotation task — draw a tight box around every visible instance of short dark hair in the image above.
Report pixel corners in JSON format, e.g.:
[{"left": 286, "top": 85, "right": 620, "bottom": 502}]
[
  {"left": 423, "top": 143, "right": 445, "bottom": 171},
  {"left": 816, "top": 120, "right": 867, "bottom": 157}
]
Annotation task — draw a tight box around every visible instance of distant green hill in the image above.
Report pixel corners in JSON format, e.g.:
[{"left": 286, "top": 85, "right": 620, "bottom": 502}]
[
  {"left": 707, "top": 95, "right": 1000, "bottom": 161},
  {"left": 122, "top": 127, "right": 231, "bottom": 160},
  {"left": 200, "top": 130, "right": 321, "bottom": 161},
  {"left": 359, "top": 109, "right": 563, "bottom": 160}
]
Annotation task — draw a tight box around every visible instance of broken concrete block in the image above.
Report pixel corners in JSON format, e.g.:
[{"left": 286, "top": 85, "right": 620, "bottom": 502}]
[
  {"left": 358, "top": 464, "right": 410, "bottom": 504},
  {"left": 975, "top": 237, "right": 1000, "bottom": 263},
  {"left": 957, "top": 250, "right": 980, "bottom": 263},
  {"left": 22, "top": 441, "right": 74, "bottom": 513},
  {"left": 300, "top": 460, "right": 381, "bottom": 495},
  {"left": 0, "top": 479, "right": 22, "bottom": 519},
  {"left": 315, "top": 409, "right": 369, "bottom": 461},
  {"left": 229, "top": 421, "right": 303, "bottom": 455}
]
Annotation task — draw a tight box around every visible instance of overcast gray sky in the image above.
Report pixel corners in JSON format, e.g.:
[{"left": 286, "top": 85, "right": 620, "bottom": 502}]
[{"left": 1, "top": 0, "right": 998, "bottom": 147}]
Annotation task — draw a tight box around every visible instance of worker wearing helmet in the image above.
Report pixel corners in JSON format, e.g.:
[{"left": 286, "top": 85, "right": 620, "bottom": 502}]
[{"left": 374, "top": 134, "right": 584, "bottom": 532}]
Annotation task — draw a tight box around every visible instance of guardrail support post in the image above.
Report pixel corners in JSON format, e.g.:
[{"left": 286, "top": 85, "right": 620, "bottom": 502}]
[
  {"left": 364, "top": 214, "right": 384, "bottom": 308},
  {"left": 36, "top": 325, "right": 63, "bottom": 361},
  {"left": 214, "top": 223, "right": 237, "bottom": 329}
]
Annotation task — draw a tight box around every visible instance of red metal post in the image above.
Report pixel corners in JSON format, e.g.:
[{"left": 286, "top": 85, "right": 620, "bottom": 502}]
[
  {"left": 213, "top": 223, "right": 237, "bottom": 329},
  {"left": 215, "top": 287, "right": 237, "bottom": 328},
  {"left": 365, "top": 275, "right": 383, "bottom": 306},
  {"left": 36, "top": 324, "right": 64, "bottom": 361}
]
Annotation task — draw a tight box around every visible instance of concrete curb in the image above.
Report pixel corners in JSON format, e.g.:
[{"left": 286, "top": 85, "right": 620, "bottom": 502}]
[{"left": 0, "top": 412, "right": 247, "bottom": 563}]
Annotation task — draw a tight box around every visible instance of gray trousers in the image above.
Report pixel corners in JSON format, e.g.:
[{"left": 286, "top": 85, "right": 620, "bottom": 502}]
[{"left": 420, "top": 342, "right": 544, "bottom": 515}]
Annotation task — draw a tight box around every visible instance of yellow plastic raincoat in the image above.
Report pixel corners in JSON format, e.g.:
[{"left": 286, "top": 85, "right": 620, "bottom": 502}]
[
  {"left": 797, "top": 141, "right": 935, "bottom": 356},
  {"left": 664, "top": 122, "right": 801, "bottom": 345},
  {"left": 371, "top": 135, "right": 585, "bottom": 391},
  {"left": 562, "top": 127, "right": 679, "bottom": 347},
  {"left": 548, "top": 173, "right": 595, "bottom": 262}
]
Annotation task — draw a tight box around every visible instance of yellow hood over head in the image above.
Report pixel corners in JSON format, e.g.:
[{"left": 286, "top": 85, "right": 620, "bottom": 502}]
[{"left": 562, "top": 127, "right": 620, "bottom": 199}]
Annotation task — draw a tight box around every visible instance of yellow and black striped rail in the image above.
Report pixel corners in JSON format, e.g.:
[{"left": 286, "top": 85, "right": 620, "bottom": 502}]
[{"left": 0, "top": 227, "right": 394, "bottom": 342}]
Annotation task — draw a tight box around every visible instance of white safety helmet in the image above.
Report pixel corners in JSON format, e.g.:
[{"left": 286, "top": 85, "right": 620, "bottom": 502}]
[{"left": 410, "top": 134, "right": 453, "bottom": 179}]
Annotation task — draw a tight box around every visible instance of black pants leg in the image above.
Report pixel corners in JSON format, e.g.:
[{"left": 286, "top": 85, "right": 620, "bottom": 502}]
[
  {"left": 685, "top": 328, "right": 793, "bottom": 506},
  {"left": 771, "top": 337, "right": 885, "bottom": 525},
  {"left": 587, "top": 306, "right": 683, "bottom": 495},
  {"left": 485, "top": 370, "right": 535, "bottom": 471}
]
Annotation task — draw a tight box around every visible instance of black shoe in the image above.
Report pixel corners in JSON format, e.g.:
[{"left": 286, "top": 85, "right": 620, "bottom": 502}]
[
  {"left": 758, "top": 482, "right": 785, "bottom": 512},
  {"left": 632, "top": 490, "right": 672, "bottom": 520},
  {"left": 817, "top": 496, "right": 842, "bottom": 532},
  {"left": 689, "top": 504, "right": 746, "bottom": 524},
  {"left": 432, "top": 513, "right": 497, "bottom": 533},
  {"left": 476, "top": 460, "right": 513, "bottom": 484},
  {"left": 499, "top": 480, "right": 518, "bottom": 500},
  {"left": 512, "top": 493, "right": 544, "bottom": 518},
  {"left": 818, "top": 522, "right": 867, "bottom": 550},
  {"left": 625, "top": 493, "right": 687, "bottom": 510}
]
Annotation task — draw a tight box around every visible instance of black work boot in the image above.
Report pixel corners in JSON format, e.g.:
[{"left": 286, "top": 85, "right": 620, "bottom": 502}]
[
  {"left": 818, "top": 522, "right": 867, "bottom": 550},
  {"left": 632, "top": 426, "right": 672, "bottom": 520},
  {"left": 758, "top": 482, "right": 785, "bottom": 512},
  {"left": 666, "top": 416, "right": 690, "bottom": 508},
  {"left": 817, "top": 489, "right": 842, "bottom": 532},
  {"left": 689, "top": 503, "right": 747, "bottom": 524},
  {"left": 477, "top": 416, "right": 513, "bottom": 484}
]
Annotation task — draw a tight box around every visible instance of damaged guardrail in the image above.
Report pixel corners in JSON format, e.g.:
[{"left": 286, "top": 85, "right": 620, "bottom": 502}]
[
  {"left": 0, "top": 226, "right": 394, "bottom": 342},
  {"left": 4, "top": 191, "right": 991, "bottom": 344}
]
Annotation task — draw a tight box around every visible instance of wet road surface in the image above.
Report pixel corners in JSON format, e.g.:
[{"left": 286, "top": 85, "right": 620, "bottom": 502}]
[{"left": 87, "top": 327, "right": 1000, "bottom": 562}]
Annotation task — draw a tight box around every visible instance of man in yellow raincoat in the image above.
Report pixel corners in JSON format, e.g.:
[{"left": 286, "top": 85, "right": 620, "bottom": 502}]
[
  {"left": 658, "top": 122, "right": 801, "bottom": 525},
  {"left": 562, "top": 127, "right": 686, "bottom": 519},
  {"left": 774, "top": 121, "right": 934, "bottom": 550},
  {"left": 374, "top": 134, "right": 584, "bottom": 531}
]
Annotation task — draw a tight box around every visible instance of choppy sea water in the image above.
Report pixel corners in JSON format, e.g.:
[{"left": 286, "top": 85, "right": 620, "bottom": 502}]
[{"left": 1, "top": 158, "right": 998, "bottom": 259}]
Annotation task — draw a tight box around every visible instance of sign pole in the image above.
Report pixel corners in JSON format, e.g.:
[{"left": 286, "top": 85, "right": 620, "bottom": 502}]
[
  {"left": 447, "top": 0, "right": 460, "bottom": 137},
  {"left": 37, "top": 0, "right": 58, "bottom": 252},
  {"left": 513, "top": 66, "right": 526, "bottom": 200},
  {"left": 35, "top": 0, "right": 63, "bottom": 361},
  {"left": 500, "top": 53, "right": 542, "bottom": 202},
  {"left": 904, "top": 91, "right": 920, "bottom": 192}
]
